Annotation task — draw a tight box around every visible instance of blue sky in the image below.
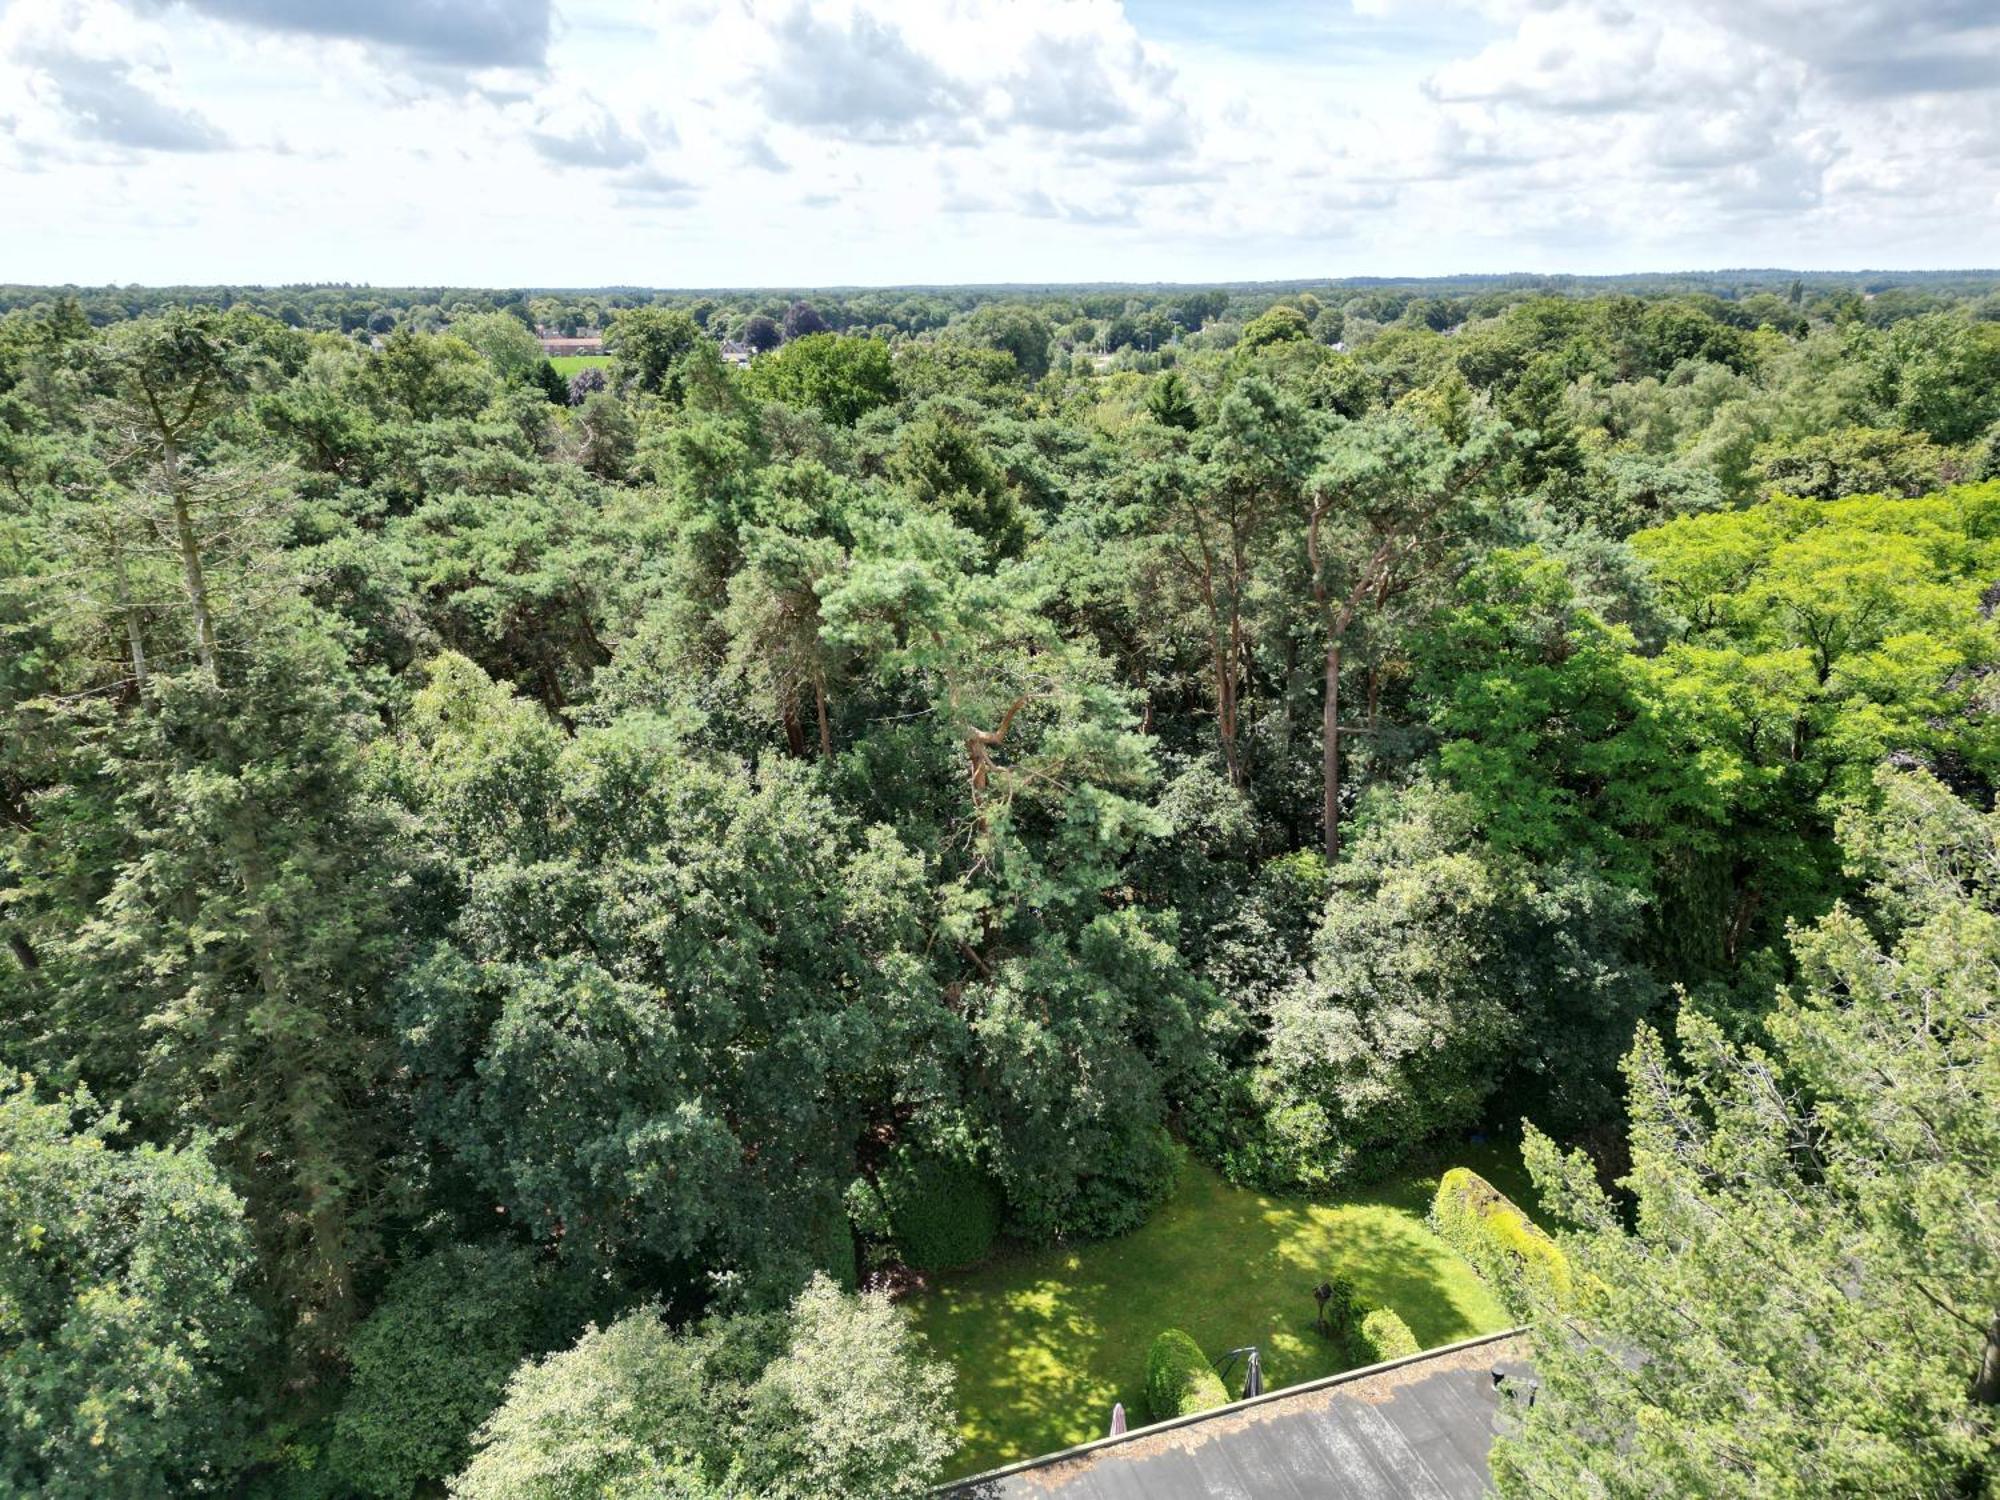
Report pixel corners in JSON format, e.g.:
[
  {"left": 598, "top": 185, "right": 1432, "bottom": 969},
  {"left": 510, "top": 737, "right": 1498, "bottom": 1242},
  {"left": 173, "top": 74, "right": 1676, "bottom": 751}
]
[{"left": 2, "top": 0, "right": 1997, "bottom": 286}]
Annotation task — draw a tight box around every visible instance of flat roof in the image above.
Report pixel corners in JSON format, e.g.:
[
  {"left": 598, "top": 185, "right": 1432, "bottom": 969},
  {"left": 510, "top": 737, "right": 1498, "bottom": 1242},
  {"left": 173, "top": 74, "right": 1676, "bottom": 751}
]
[{"left": 940, "top": 1328, "right": 1529, "bottom": 1500}]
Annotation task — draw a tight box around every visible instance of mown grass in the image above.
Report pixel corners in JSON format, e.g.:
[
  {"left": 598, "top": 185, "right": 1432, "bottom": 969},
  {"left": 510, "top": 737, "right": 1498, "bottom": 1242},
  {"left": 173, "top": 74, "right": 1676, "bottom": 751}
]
[
  {"left": 548, "top": 354, "right": 610, "bottom": 376},
  {"left": 909, "top": 1144, "right": 1526, "bottom": 1479}
]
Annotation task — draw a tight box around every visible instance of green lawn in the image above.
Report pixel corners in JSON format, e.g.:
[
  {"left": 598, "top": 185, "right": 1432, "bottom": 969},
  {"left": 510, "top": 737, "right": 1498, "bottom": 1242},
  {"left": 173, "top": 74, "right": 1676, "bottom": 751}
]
[
  {"left": 910, "top": 1146, "right": 1525, "bottom": 1479},
  {"left": 548, "top": 354, "right": 610, "bottom": 376}
]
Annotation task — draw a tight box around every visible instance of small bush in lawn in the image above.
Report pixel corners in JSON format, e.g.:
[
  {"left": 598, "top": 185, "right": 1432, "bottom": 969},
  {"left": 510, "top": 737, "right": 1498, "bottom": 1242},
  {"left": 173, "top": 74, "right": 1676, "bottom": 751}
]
[
  {"left": 1145, "top": 1329, "right": 1230, "bottom": 1422},
  {"left": 877, "top": 1147, "right": 1003, "bottom": 1271},
  {"left": 1430, "top": 1167, "right": 1571, "bottom": 1316},
  {"left": 1357, "top": 1307, "right": 1420, "bottom": 1364},
  {"left": 1318, "top": 1275, "right": 1360, "bottom": 1342}
]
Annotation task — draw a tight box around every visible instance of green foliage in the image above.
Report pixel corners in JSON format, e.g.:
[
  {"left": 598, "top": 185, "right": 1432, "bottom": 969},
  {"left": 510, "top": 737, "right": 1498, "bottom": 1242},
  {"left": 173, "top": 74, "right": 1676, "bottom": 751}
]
[
  {"left": 10, "top": 630, "right": 409, "bottom": 1370},
  {"left": 1755, "top": 423, "right": 1957, "bottom": 498},
  {"left": 891, "top": 339, "right": 1022, "bottom": 402},
  {"left": 1145, "top": 367, "right": 1199, "bottom": 430},
  {"left": 354, "top": 329, "right": 495, "bottom": 423},
  {"left": 876, "top": 1147, "right": 1003, "bottom": 1271},
  {"left": 446, "top": 1310, "right": 725, "bottom": 1500},
  {"left": 1318, "top": 1275, "right": 1359, "bottom": 1342},
  {"left": 886, "top": 401, "right": 1026, "bottom": 554},
  {"left": 1144, "top": 1329, "right": 1229, "bottom": 1422},
  {"left": 1239, "top": 304, "right": 1311, "bottom": 349},
  {"left": 1356, "top": 1307, "right": 1420, "bottom": 1363},
  {"left": 1429, "top": 1168, "right": 1571, "bottom": 1318},
  {"left": 604, "top": 306, "right": 707, "bottom": 400},
  {"left": 451, "top": 1276, "right": 953, "bottom": 1500},
  {"left": 734, "top": 1275, "right": 957, "bottom": 1500},
  {"left": 332, "top": 1244, "right": 587, "bottom": 1499},
  {"left": 741, "top": 333, "right": 896, "bottom": 425},
  {"left": 0, "top": 1080, "right": 259, "bottom": 1499},
  {"left": 12, "top": 281, "right": 2000, "bottom": 1495},
  {"left": 390, "top": 655, "right": 944, "bottom": 1292},
  {"left": 1631, "top": 482, "right": 2000, "bottom": 968},
  {"left": 953, "top": 305, "right": 1053, "bottom": 379},
  {"left": 1249, "top": 787, "right": 1513, "bottom": 1189},
  {"left": 450, "top": 312, "right": 545, "bottom": 386},
  {"left": 1495, "top": 768, "right": 2000, "bottom": 1496}
]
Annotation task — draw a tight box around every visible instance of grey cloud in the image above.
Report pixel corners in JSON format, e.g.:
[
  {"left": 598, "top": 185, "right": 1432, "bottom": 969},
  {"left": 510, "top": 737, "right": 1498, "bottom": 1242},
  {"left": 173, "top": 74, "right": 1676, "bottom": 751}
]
[
  {"left": 750, "top": 6, "right": 1199, "bottom": 165},
  {"left": 1000, "top": 28, "right": 1197, "bottom": 162},
  {"left": 1003, "top": 33, "right": 1138, "bottom": 133},
  {"left": 21, "top": 47, "right": 226, "bottom": 152},
  {"left": 756, "top": 7, "right": 975, "bottom": 143},
  {"left": 168, "top": 0, "right": 551, "bottom": 69},
  {"left": 1700, "top": 0, "right": 2000, "bottom": 98},
  {"left": 616, "top": 164, "right": 698, "bottom": 202},
  {"left": 741, "top": 135, "right": 791, "bottom": 173},
  {"left": 1019, "top": 187, "right": 1138, "bottom": 226},
  {"left": 529, "top": 115, "right": 649, "bottom": 168}
]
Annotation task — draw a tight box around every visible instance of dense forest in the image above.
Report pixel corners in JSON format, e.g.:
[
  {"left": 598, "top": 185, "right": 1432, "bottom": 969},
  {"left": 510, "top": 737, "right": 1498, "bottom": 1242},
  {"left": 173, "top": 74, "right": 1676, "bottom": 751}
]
[{"left": 2, "top": 273, "right": 1997, "bottom": 1497}]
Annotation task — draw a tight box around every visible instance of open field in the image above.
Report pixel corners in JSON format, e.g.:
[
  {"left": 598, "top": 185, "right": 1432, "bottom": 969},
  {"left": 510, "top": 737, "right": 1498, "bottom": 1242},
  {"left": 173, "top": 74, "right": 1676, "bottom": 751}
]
[
  {"left": 910, "top": 1146, "right": 1525, "bottom": 1479},
  {"left": 548, "top": 354, "right": 610, "bottom": 376}
]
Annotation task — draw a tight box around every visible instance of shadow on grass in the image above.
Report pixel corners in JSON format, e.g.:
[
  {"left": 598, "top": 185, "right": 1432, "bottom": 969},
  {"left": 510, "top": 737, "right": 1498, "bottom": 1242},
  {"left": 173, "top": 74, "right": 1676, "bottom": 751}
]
[{"left": 911, "top": 1148, "right": 1521, "bottom": 1478}]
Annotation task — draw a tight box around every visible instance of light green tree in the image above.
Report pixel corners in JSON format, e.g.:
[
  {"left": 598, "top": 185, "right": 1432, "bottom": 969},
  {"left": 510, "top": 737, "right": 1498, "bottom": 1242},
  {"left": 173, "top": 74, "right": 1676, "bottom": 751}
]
[
  {"left": 451, "top": 1276, "right": 952, "bottom": 1500},
  {"left": 0, "top": 1080, "right": 259, "bottom": 1498}
]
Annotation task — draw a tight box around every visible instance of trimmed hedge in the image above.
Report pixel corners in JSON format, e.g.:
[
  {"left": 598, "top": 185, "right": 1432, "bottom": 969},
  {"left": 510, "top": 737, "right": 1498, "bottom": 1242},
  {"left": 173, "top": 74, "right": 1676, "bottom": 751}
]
[
  {"left": 1430, "top": 1167, "right": 1571, "bottom": 1316},
  {"left": 1357, "top": 1307, "right": 1421, "bottom": 1364},
  {"left": 877, "top": 1147, "right": 1003, "bottom": 1271},
  {"left": 1145, "top": 1329, "right": 1230, "bottom": 1423}
]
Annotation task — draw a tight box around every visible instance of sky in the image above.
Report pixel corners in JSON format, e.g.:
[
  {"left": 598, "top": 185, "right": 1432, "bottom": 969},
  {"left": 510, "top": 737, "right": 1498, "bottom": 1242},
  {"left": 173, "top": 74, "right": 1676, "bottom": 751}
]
[{"left": 1, "top": 0, "right": 1998, "bottom": 287}]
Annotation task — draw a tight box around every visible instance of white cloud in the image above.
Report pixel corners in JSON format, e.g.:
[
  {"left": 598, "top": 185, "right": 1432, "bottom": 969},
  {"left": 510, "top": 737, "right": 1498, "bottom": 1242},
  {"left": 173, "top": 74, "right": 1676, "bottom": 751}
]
[{"left": 2, "top": 0, "right": 226, "bottom": 158}]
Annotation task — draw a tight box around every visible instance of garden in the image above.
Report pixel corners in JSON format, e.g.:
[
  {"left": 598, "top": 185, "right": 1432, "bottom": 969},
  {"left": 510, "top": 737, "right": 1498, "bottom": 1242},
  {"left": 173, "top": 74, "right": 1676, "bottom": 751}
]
[{"left": 909, "top": 1145, "right": 1531, "bottom": 1478}]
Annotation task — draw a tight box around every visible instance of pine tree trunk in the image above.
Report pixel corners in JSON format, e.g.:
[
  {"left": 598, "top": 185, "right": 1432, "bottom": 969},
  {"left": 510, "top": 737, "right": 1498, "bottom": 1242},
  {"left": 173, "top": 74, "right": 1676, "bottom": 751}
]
[
  {"left": 1217, "top": 662, "right": 1241, "bottom": 788},
  {"left": 1323, "top": 639, "right": 1341, "bottom": 860},
  {"left": 110, "top": 531, "right": 150, "bottom": 695},
  {"left": 815, "top": 680, "right": 833, "bottom": 759},
  {"left": 162, "top": 441, "right": 218, "bottom": 676}
]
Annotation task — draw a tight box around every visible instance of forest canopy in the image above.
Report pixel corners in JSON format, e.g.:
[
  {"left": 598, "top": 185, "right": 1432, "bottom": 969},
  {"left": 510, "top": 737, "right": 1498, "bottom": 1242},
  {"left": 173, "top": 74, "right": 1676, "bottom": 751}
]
[{"left": 2, "top": 272, "right": 1997, "bottom": 1496}]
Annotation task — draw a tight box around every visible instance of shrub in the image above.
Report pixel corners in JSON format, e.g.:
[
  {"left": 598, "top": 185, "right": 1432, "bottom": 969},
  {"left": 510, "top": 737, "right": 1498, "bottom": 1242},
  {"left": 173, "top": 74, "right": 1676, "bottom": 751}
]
[
  {"left": 1144, "top": 1329, "right": 1229, "bottom": 1423},
  {"left": 1357, "top": 1308, "right": 1421, "bottom": 1364},
  {"left": 333, "top": 1244, "right": 587, "bottom": 1498},
  {"left": 876, "top": 1147, "right": 1002, "bottom": 1271},
  {"left": 1430, "top": 1167, "right": 1571, "bottom": 1315},
  {"left": 1319, "top": 1275, "right": 1360, "bottom": 1342}
]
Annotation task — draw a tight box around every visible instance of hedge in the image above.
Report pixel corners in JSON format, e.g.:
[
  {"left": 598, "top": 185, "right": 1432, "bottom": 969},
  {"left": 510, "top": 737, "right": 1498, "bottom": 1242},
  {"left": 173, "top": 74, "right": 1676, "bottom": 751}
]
[
  {"left": 1357, "top": 1307, "right": 1420, "bottom": 1364},
  {"left": 1430, "top": 1167, "right": 1571, "bottom": 1316},
  {"left": 877, "top": 1147, "right": 1003, "bottom": 1271},
  {"left": 1145, "top": 1329, "right": 1230, "bottom": 1423}
]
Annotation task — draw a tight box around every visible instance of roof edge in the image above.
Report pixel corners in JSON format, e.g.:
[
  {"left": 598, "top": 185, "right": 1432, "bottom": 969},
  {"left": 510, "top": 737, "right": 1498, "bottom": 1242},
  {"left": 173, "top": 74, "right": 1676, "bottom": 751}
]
[{"left": 936, "top": 1325, "right": 1530, "bottom": 1496}]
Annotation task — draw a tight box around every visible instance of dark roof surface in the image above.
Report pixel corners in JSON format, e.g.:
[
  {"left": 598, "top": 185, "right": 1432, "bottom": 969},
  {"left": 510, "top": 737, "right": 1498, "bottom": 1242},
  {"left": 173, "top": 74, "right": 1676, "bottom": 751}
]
[{"left": 940, "top": 1329, "right": 1529, "bottom": 1500}]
